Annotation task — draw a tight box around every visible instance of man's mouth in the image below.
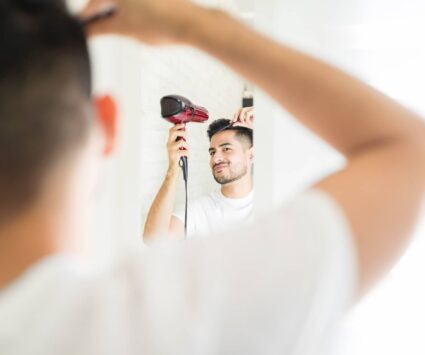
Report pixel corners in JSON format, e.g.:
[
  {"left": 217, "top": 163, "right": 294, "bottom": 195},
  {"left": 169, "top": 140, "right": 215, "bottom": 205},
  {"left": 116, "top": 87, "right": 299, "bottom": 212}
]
[{"left": 214, "top": 163, "right": 228, "bottom": 172}]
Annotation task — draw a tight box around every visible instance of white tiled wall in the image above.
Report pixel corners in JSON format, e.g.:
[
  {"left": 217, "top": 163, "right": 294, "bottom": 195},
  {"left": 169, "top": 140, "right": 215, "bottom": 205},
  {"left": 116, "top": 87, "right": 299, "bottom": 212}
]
[{"left": 138, "top": 45, "right": 244, "bottom": 225}]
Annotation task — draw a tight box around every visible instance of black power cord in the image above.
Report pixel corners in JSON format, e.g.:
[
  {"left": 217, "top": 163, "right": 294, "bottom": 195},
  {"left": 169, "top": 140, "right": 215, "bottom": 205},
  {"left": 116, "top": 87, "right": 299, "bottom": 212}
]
[{"left": 179, "top": 156, "right": 189, "bottom": 239}]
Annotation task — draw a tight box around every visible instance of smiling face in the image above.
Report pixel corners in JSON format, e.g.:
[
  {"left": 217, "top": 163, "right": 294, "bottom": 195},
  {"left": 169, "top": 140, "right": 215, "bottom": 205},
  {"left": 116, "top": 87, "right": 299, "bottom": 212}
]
[{"left": 208, "top": 130, "right": 253, "bottom": 185}]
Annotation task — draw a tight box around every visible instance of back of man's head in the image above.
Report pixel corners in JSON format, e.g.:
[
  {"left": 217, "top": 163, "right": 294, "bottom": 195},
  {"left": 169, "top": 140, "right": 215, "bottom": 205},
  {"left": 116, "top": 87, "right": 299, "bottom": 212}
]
[
  {"left": 207, "top": 118, "right": 253, "bottom": 149},
  {"left": 0, "top": 0, "right": 92, "bottom": 223}
]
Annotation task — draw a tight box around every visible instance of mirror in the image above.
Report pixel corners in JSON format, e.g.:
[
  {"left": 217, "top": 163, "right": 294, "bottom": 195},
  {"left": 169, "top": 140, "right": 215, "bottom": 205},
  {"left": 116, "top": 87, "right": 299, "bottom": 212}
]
[
  {"left": 69, "top": 0, "right": 258, "bottom": 255},
  {"left": 138, "top": 45, "right": 255, "bottom": 241}
]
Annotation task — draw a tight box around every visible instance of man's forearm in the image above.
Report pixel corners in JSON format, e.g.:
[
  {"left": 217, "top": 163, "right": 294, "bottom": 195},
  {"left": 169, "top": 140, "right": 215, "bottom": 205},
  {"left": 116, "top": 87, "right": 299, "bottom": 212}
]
[
  {"left": 179, "top": 7, "right": 425, "bottom": 157},
  {"left": 143, "top": 169, "right": 179, "bottom": 243}
]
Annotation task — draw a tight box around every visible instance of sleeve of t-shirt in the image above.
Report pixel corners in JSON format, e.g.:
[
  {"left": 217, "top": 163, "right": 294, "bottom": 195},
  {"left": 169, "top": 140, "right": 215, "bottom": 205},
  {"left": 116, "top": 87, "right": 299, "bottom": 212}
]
[
  {"left": 117, "top": 189, "right": 357, "bottom": 355},
  {"left": 172, "top": 202, "right": 185, "bottom": 224},
  {"left": 172, "top": 199, "right": 199, "bottom": 237}
]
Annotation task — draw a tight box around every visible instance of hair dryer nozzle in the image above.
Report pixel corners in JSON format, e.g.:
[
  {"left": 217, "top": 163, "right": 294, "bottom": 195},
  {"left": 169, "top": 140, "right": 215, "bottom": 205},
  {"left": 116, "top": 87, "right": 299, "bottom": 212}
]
[{"left": 161, "top": 95, "right": 209, "bottom": 124}]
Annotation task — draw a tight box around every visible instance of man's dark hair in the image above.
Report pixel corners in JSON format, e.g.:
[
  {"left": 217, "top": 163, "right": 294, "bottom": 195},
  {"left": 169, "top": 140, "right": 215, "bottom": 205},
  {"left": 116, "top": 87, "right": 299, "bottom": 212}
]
[
  {"left": 207, "top": 118, "right": 253, "bottom": 149},
  {"left": 0, "top": 0, "right": 92, "bottom": 221}
]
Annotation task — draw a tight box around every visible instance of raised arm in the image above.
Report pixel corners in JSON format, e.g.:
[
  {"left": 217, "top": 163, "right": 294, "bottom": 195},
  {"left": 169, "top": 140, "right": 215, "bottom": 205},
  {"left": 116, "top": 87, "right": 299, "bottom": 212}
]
[
  {"left": 82, "top": 0, "right": 425, "bottom": 296},
  {"left": 182, "top": 11, "right": 425, "bottom": 296},
  {"left": 143, "top": 124, "right": 186, "bottom": 243}
]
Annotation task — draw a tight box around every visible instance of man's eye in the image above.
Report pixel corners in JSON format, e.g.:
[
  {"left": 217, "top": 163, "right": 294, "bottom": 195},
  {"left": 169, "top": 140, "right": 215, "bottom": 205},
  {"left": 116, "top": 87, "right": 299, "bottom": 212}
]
[
  {"left": 209, "top": 151, "right": 215, "bottom": 156},
  {"left": 224, "top": 148, "right": 231, "bottom": 152}
]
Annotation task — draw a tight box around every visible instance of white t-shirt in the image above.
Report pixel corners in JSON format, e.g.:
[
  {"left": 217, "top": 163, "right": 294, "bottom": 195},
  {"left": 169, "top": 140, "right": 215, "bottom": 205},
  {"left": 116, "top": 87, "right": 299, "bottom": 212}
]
[
  {"left": 173, "top": 190, "right": 254, "bottom": 237},
  {"left": 0, "top": 190, "right": 357, "bottom": 355}
]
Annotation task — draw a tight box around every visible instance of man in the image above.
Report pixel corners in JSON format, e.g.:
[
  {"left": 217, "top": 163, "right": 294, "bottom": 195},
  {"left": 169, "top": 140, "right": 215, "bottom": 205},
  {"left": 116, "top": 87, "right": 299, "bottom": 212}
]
[
  {"left": 1, "top": 0, "right": 425, "bottom": 354},
  {"left": 143, "top": 108, "right": 254, "bottom": 241}
]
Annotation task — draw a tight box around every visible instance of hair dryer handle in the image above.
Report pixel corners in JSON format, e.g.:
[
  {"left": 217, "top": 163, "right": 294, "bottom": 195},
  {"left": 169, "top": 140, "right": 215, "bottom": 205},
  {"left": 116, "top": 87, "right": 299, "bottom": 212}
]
[{"left": 179, "top": 156, "right": 188, "bottom": 182}]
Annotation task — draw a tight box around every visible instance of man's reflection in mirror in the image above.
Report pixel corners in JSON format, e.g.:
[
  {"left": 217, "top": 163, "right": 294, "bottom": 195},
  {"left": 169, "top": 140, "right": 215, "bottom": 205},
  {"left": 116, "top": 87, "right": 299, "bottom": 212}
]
[{"left": 143, "top": 107, "right": 254, "bottom": 242}]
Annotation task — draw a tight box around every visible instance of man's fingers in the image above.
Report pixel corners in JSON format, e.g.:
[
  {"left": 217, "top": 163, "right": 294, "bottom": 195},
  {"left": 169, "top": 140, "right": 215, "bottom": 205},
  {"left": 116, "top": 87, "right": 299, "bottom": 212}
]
[
  {"left": 168, "top": 124, "right": 186, "bottom": 134},
  {"left": 178, "top": 149, "right": 189, "bottom": 158},
  {"left": 80, "top": 0, "right": 193, "bottom": 44},
  {"left": 80, "top": 0, "right": 115, "bottom": 18},
  {"left": 80, "top": 1, "right": 118, "bottom": 37},
  {"left": 232, "top": 108, "right": 243, "bottom": 123},
  {"left": 232, "top": 107, "right": 254, "bottom": 126},
  {"left": 168, "top": 130, "right": 187, "bottom": 144},
  {"left": 169, "top": 123, "right": 186, "bottom": 132},
  {"left": 247, "top": 109, "right": 254, "bottom": 121},
  {"left": 241, "top": 107, "right": 254, "bottom": 126},
  {"left": 169, "top": 140, "right": 189, "bottom": 152},
  {"left": 241, "top": 107, "right": 253, "bottom": 121},
  {"left": 230, "top": 106, "right": 254, "bottom": 128},
  {"left": 176, "top": 141, "right": 189, "bottom": 150}
]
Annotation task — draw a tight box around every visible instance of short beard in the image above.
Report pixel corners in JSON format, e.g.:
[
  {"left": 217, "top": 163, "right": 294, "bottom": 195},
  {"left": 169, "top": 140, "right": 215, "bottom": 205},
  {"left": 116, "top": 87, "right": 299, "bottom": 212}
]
[{"left": 213, "top": 165, "right": 248, "bottom": 185}]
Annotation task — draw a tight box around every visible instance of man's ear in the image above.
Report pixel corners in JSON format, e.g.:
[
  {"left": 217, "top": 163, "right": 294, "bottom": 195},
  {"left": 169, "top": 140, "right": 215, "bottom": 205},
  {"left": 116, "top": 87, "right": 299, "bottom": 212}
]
[
  {"left": 248, "top": 147, "right": 254, "bottom": 162},
  {"left": 94, "top": 95, "right": 117, "bottom": 156}
]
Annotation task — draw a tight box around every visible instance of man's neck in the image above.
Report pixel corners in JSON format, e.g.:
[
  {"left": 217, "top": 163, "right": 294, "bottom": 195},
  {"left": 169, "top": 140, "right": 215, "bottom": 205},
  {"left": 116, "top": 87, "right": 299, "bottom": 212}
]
[
  {"left": 221, "top": 175, "right": 253, "bottom": 199},
  {"left": 0, "top": 202, "right": 86, "bottom": 290},
  {"left": 0, "top": 209, "right": 58, "bottom": 289}
]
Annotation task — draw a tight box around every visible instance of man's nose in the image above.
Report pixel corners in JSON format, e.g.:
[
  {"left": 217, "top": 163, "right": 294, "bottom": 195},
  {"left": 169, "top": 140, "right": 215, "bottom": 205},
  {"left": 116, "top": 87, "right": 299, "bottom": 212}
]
[{"left": 212, "top": 153, "right": 224, "bottom": 164}]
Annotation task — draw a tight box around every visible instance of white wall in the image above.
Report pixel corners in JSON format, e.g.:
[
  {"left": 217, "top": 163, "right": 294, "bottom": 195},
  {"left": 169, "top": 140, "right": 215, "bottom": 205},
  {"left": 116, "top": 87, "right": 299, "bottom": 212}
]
[
  {"left": 86, "top": 38, "right": 145, "bottom": 262},
  {"left": 254, "top": 0, "right": 346, "bottom": 212},
  {"left": 254, "top": 1, "right": 425, "bottom": 354}
]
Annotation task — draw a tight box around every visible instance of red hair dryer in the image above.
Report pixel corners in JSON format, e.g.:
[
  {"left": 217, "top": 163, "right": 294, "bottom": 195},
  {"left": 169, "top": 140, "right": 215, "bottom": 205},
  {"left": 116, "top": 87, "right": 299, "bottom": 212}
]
[
  {"left": 160, "top": 95, "right": 209, "bottom": 237},
  {"left": 161, "top": 95, "right": 209, "bottom": 124},
  {"left": 160, "top": 95, "right": 209, "bottom": 181}
]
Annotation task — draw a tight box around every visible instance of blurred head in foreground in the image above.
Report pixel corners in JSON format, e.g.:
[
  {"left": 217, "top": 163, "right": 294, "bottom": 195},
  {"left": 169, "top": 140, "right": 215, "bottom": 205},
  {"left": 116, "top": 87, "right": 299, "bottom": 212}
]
[{"left": 0, "top": 0, "right": 116, "bottom": 244}]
